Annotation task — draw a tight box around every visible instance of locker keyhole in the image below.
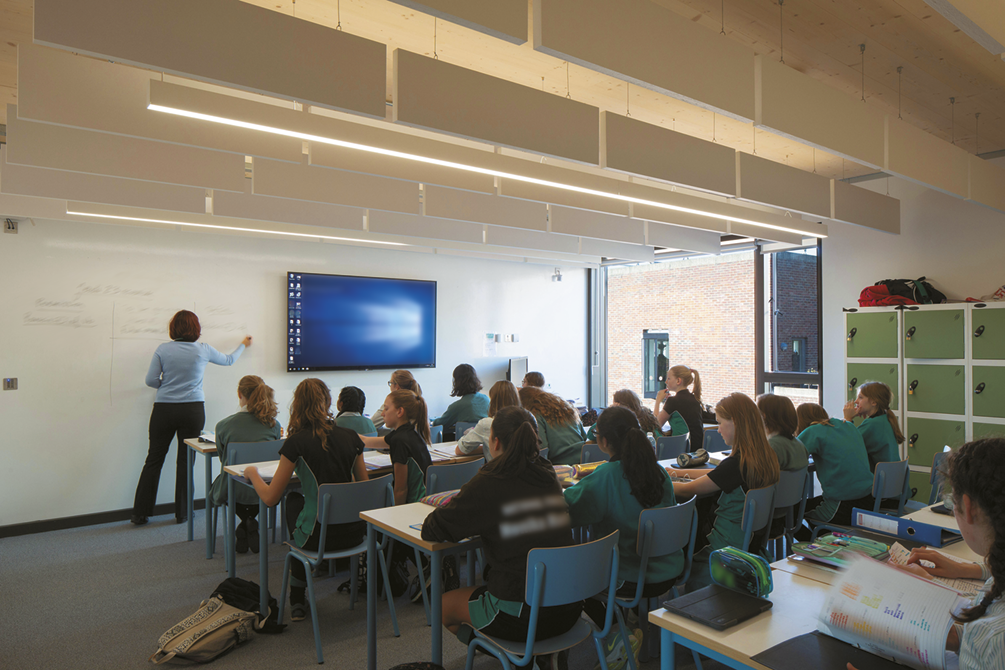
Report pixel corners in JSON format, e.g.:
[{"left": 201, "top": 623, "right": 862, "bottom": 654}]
[
  {"left": 909, "top": 380, "right": 919, "bottom": 395},
  {"left": 976, "top": 382, "right": 986, "bottom": 395},
  {"left": 909, "top": 433, "right": 918, "bottom": 448},
  {"left": 847, "top": 327, "right": 857, "bottom": 342},
  {"left": 975, "top": 325, "right": 985, "bottom": 338},
  {"left": 848, "top": 377, "right": 858, "bottom": 390},
  {"left": 906, "top": 326, "right": 916, "bottom": 341}
]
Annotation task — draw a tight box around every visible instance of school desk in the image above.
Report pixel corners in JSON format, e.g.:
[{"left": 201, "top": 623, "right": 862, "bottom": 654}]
[
  {"left": 183, "top": 437, "right": 217, "bottom": 558},
  {"left": 649, "top": 570, "right": 828, "bottom": 670},
  {"left": 904, "top": 503, "right": 960, "bottom": 532},
  {"left": 361, "top": 502, "right": 481, "bottom": 669}
]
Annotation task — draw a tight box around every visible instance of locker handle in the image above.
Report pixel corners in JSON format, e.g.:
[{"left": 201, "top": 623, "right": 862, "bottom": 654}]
[
  {"left": 975, "top": 382, "right": 986, "bottom": 395},
  {"left": 909, "top": 380, "right": 919, "bottom": 395},
  {"left": 909, "top": 433, "right": 918, "bottom": 448},
  {"left": 906, "top": 326, "right": 916, "bottom": 341},
  {"left": 848, "top": 377, "right": 858, "bottom": 390},
  {"left": 847, "top": 327, "right": 857, "bottom": 341},
  {"left": 975, "top": 325, "right": 985, "bottom": 338}
]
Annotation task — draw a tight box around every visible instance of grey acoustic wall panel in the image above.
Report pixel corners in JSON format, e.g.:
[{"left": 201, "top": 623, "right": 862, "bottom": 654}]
[
  {"left": 736, "top": 151, "right": 831, "bottom": 218},
  {"left": 386, "top": 0, "right": 528, "bottom": 44},
  {"left": 424, "top": 186, "right": 549, "bottom": 231}
]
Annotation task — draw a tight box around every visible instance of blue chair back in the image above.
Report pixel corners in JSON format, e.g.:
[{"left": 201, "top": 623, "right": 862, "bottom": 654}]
[
  {"left": 455, "top": 421, "right": 478, "bottom": 437},
  {"left": 655, "top": 434, "right": 689, "bottom": 461},
  {"left": 539, "top": 447, "right": 549, "bottom": 460},
  {"left": 429, "top": 425, "right": 443, "bottom": 444},
  {"left": 426, "top": 458, "right": 483, "bottom": 495},
  {"left": 740, "top": 486, "right": 776, "bottom": 553},
  {"left": 873, "top": 460, "right": 910, "bottom": 515},
  {"left": 580, "top": 442, "right": 611, "bottom": 464},
  {"left": 526, "top": 531, "right": 619, "bottom": 608},
  {"left": 635, "top": 497, "right": 698, "bottom": 592},
  {"left": 773, "top": 467, "right": 809, "bottom": 512},
  {"left": 316, "top": 475, "right": 394, "bottom": 528},
  {"left": 703, "top": 429, "right": 727, "bottom": 453},
  {"left": 227, "top": 439, "right": 284, "bottom": 466},
  {"left": 929, "top": 450, "right": 949, "bottom": 506}
]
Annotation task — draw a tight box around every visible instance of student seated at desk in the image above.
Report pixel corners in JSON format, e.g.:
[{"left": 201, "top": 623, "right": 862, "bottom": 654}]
[
  {"left": 334, "top": 386, "right": 377, "bottom": 436},
  {"left": 521, "top": 371, "right": 545, "bottom": 388},
  {"left": 849, "top": 437, "right": 1005, "bottom": 670},
  {"left": 421, "top": 406, "right": 582, "bottom": 666},
  {"left": 371, "top": 370, "right": 422, "bottom": 436},
  {"left": 654, "top": 366, "right": 705, "bottom": 451},
  {"left": 455, "top": 380, "right": 521, "bottom": 461},
  {"left": 518, "top": 386, "right": 588, "bottom": 466},
  {"left": 209, "top": 375, "right": 283, "bottom": 554},
  {"left": 565, "top": 405, "right": 681, "bottom": 668},
  {"left": 756, "top": 393, "right": 809, "bottom": 538},
  {"left": 585, "top": 389, "right": 662, "bottom": 443},
  {"left": 244, "top": 378, "right": 368, "bottom": 622},
  {"left": 668, "top": 393, "right": 779, "bottom": 583},
  {"left": 843, "top": 381, "right": 904, "bottom": 472},
  {"left": 795, "top": 403, "right": 874, "bottom": 529},
  {"left": 431, "top": 364, "right": 489, "bottom": 441}
]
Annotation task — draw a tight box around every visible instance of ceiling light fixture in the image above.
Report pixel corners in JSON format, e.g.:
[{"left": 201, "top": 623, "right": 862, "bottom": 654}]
[
  {"left": 65, "top": 210, "right": 410, "bottom": 246},
  {"left": 147, "top": 103, "right": 825, "bottom": 239}
]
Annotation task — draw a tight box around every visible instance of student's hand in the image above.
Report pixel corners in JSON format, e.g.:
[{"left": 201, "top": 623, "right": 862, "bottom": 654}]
[
  {"left": 656, "top": 389, "right": 668, "bottom": 405},
  {"left": 842, "top": 400, "right": 857, "bottom": 421},
  {"left": 894, "top": 562, "right": 933, "bottom": 580},
  {"left": 242, "top": 336, "right": 253, "bottom": 347},
  {"left": 907, "top": 548, "right": 979, "bottom": 579},
  {"left": 848, "top": 664, "right": 860, "bottom": 670},
  {"left": 244, "top": 465, "right": 258, "bottom": 481}
]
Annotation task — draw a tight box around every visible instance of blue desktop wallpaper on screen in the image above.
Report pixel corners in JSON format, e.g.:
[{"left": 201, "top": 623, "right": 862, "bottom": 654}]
[{"left": 288, "top": 272, "right": 437, "bottom": 371}]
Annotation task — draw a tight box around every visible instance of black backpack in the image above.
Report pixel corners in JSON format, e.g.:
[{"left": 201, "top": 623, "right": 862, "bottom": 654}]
[
  {"left": 875, "top": 277, "right": 947, "bottom": 305},
  {"left": 211, "top": 577, "right": 285, "bottom": 634}
]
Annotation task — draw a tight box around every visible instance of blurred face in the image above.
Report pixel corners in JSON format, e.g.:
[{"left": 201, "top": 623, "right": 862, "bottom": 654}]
[
  {"left": 854, "top": 392, "right": 878, "bottom": 417},
  {"left": 383, "top": 395, "right": 405, "bottom": 429},
  {"left": 388, "top": 379, "right": 400, "bottom": 392},
  {"left": 521, "top": 376, "right": 530, "bottom": 389},
  {"left": 666, "top": 376, "right": 685, "bottom": 392},
  {"left": 716, "top": 411, "right": 736, "bottom": 447}
]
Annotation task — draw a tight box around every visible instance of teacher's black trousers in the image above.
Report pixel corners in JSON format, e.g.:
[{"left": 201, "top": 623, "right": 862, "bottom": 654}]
[{"left": 133, "top": 402, "right": 206, "bottom": 519}]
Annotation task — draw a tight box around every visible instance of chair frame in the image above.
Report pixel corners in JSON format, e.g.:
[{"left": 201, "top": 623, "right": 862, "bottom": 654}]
[
  {"left": 767, "top": 467, "right": 811, "bottom": 560},
  {"left": 929, "top": 450, "right": 949, "bottom": 506},
  {"left": 277, "top": 475, "right": 399, "bottom": 664},
  {"left": 464, "top": 531, "right": 622, "bottom": 670},
  {"left": 581, "top": 442, "right": 611, "bottom": 465},
  {"left": 872, "top": 460, "right": 911, "bottom": 516},
  {"left": 740, "top": 485, "right": 777, "bottom": 555},
  {"left": 224, "top": 440, "right": 285, "bottom": 574},
  {"left": 655, "top": 434, "right": 689, "bottom": 462}
]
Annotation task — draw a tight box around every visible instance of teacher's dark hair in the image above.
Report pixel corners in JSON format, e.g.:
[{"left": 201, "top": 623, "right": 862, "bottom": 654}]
[
  {"left": 337, "top": 386, "right": 366, "bottom": 416},
  {"left": 450, "top": 363, "right": 482, "bottom": 397},
  {"left": 169, "top": 310, "right": 201, "bottom": 342}
]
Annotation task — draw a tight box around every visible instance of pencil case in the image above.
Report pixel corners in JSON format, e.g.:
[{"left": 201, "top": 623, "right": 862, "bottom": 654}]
[
  {"left": 709, "top": 547, "right": 773, "bottom": 598},
  {"left": 791, "top": 533, "right": 890, "bottom": 568}
]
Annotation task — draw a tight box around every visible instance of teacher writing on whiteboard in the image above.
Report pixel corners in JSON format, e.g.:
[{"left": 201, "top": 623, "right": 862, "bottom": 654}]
[{"left": 131, "top": 310, "right": 252, "bottom": 526}]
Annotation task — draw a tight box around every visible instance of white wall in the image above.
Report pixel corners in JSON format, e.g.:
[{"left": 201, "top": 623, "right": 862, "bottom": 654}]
[
  {"left": 821, "top": 172, "right": 1005, "bottom": 414},
  {"left": 0, "top": 218, "right": 588, "bottom": 526}
]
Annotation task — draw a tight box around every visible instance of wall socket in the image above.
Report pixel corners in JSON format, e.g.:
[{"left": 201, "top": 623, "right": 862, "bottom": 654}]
[
  {"left": 3, "top": 378, "right": 17, "bottom": 390},
  {"left": 4, "top": 218, "right": 17, "bottom": 234}
]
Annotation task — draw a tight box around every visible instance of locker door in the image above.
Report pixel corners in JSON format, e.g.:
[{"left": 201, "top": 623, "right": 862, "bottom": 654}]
[
  {"left": 973, "top": 367, "right": 1005, "bottom": 419},
  {"left": 846, "top": 312, "right": 899, "bottom": 359},
  {"left": 904, "top": 418, "right": 965, "bottom": 466},
  {"left": 905, "top": 365, "right": 966, "bottom": 415},
  {"left": 974, "top": 423, "right": 1005, "bottom": 439},
  {"left": 909, "top": 471, "right": 933, "bottom": 506},
  {"left": 847, "top": 363, "right": 900, "bottom": 402},
  {"left": 972, "top": 308, "right": 1005, "bottom": 360},
  {"left": 904, "top": 310, "right": 965, "bottom": 359}
]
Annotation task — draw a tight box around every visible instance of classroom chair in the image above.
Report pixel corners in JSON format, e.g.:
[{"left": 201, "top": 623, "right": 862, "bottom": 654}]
[
  {"left": 702, "top": 429, "right": 727, "bottom": 454},
  {"left": 766, "top": 467, "right": 811, "bottom": 560},
  {"left": 740, "top": 486, "right": 776, "bottom": 555},
  {"left": 655, "top": 434, "right": 689, "bottom": 462},
  {"left": 429, "top": 425, "right": 443, "bottom": 444},
  {"left": 550, "top": 440, "right": 587, "bottom": 466},
  {"left": 277, "top": 475, "right": 399, "bottom": 664},
  {"left": 223, "top": 440, "right": 285, "bottom": 570},
  {"left": 581, "top": 442, "right": 611, "bottom": 465},
  {"left": 872, "top": 460, "right": 911, "bottom": 517},
  {"left": 462, "top": 531, "right": 621, "bottom": 670},
  {"left": 615, "top": 496, "right": 702, "bottom": 669},
  {"left": 454, "top": 421, "right": 478, "bottom": 438},
  {"left": 539, "top": 447, "right": 549, "bottom": 461},
  {"left": 929, "top": 450, "right": 950, "bottom": 506}
]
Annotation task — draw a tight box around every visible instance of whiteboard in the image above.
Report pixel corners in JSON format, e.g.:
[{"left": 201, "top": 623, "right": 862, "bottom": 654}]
[{"left": 0, "top": 217, "right": 587, "bottom": 525}]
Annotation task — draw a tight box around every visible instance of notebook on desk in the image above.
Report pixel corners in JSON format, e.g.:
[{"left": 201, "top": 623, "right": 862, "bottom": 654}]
[
  {"left": 662, "top": 584, "right": 772, "bottom": 631},
  {"left": 751, "top": 631, "right": 912, "bottom": 670}
]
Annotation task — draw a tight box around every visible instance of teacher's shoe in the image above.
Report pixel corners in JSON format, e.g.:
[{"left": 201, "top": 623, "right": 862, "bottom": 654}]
[{"left": 130, "top": 515, "right": 148, "bottom": 526}]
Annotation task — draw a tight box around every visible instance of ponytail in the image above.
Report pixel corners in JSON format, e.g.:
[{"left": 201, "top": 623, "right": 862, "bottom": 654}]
[
  {"left": 238, "top": 375, "right": 278, "bottom": 428},
  {"left": 482, "top": 406, "right": 548, "bottom": 479},
  {"left": 389, "top": 389, "right": 430, "bottom": 445},
  {"left": 596, "top": 406, "right": 664, "bottom": 508},
  {"left": 858, "top": 381, "right": 904, "bottom": 444},
  {"left": 669, "top": 365, "right": 701, "bottom": 404},
  {"left": 390, "top": 369, "right": 422, "bottom": 397}
]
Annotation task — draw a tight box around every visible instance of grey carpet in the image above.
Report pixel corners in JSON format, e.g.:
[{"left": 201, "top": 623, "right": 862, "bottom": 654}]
[{"left": 1, "top": 511, "right": 723, "bottom": 669}]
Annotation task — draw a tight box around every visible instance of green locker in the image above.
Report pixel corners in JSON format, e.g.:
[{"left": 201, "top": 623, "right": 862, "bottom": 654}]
[
  {"left": 973, "top": 366, "right": 1005, "bottom": 419},
  {"left": 972, "top": 308, "right": 1005, "bottom": 360},
  {"left": 903, "top": 309, "right": 965, "bottom": 359},
  {"left": 846, "top": 312, "right": 899, "bottom": 359},
  {"left": 974, "top": 422, "right": 1005, "bottom": 439},
  {"left": 905, "top": 364, "right": 966, "bottom": 415},
  {"left": 846, "top": 363, "right": 899, "bottom": 402},
  {"left": 909, "top": 471, "right": 933, "bottom": 506},
  {"left": 905, "top": 418, "right": 965, "bottom": 466}
]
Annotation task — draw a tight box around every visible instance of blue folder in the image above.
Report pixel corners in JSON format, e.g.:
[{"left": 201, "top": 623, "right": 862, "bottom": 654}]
[{"left": 851, "top": 508, "right": 962, "bottom": 548}]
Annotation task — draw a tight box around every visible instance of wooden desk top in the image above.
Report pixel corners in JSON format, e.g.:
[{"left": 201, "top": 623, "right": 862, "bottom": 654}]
[
  {"left": 904, "top": 504, "right": 960, "bottom": 532},
  {"left": 649, "top": 570, "right": 828, "bottom": 670},
  {"left": 360, "top": 502, "right": 476, "bottom": 553},
  {"left": 184, "top": 437, "right": 217, "bottom": 454}
]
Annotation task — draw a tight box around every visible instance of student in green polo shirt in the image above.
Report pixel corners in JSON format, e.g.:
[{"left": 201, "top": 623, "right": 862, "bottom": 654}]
[
  {"left": 431, "top": 364, "right": 489, "bottom": 441},
  {"left": 334, "top": 386, "right": 377, "bottom": 436},
  {"left": 518, "top": 386, "right": 587, "bottom": 465},
  {"left": 844, "top": 381, "right": 905, "bottom": 471}
]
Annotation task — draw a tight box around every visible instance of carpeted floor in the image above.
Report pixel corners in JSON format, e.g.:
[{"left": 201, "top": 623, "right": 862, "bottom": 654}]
[{"left": 1, "top": 511, "right": 723, "bottom": 669}]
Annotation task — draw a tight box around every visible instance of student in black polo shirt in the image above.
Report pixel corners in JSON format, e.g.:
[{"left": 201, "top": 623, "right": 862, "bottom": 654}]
[{"left": 654, "top": 365, "right": 705, "bottom": 450}]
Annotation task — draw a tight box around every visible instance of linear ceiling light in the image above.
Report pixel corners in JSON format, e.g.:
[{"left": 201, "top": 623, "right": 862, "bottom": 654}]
[
  {"left": 65, "top": 210, "right": 410, "bottom": 246},
  {"left": 147, "top": 103, "right": 825, "bottom": 239}
]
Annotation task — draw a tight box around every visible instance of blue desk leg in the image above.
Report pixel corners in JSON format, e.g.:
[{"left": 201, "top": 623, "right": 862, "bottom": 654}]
[
  {"left": 205, "top": 453, "right": 214, "bottom": 559},
  {"left": 259, "top": 498, "right": 268, "bottom": 615},
  {"left": 187, "top": 446, "right": 195, "bottom": 542},
  {"left": 227, "top": 478, "right": 236, "bottom": 578},
  {"left": 661, "top": 629, "right": 676, "bottom": 670},
  {"left": 430, "top": 549, "right": 443, "bottom": 665},
  {"left": 366, "top": 524, "right": 377, "bottom": 670}
]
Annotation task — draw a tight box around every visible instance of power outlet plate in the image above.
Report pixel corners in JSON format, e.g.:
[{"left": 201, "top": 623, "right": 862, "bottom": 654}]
[
  {"left": 4, "top": 219, "right": 17, "bottom": 234},
  {"left": 3, "top": 378, "right": 17, "bottom": 390}
]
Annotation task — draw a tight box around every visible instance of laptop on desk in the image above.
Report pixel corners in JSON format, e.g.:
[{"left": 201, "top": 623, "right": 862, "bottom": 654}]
[{"left": 662, "top": 584, "right": 772, "bottom": 631}]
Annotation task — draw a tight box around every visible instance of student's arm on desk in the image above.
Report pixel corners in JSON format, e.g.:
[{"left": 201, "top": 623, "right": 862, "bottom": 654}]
[
  {"left": 360, "top": 435, "right": 388, "bottom": 450},
  {"left": 908, "top": 548, "right": 986, "bottom": 580},
  {"left": 666, "top": 471, "right": 721, "bottom": 497},
  {"left": 245, "top": 456, "right": 295, "bottom": 507}
]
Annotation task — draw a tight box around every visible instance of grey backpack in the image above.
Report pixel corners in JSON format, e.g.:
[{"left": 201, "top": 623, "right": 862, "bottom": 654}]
[{"left": 149, "top": 595, "right": 261, "bottom": 664}]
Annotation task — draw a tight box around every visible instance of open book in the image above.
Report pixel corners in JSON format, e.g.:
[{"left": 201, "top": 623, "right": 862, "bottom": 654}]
[
  {"left": 818, "top": 554, "right": 967, "bottom": 670},
  {"left": 886, "top": 542, "right": 985, "bottom": 599}
]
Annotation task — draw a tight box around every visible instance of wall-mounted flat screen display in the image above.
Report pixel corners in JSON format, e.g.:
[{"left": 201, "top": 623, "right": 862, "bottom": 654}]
[{"left": 287, "top": 272, "right": 437, "bottom": 372}]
